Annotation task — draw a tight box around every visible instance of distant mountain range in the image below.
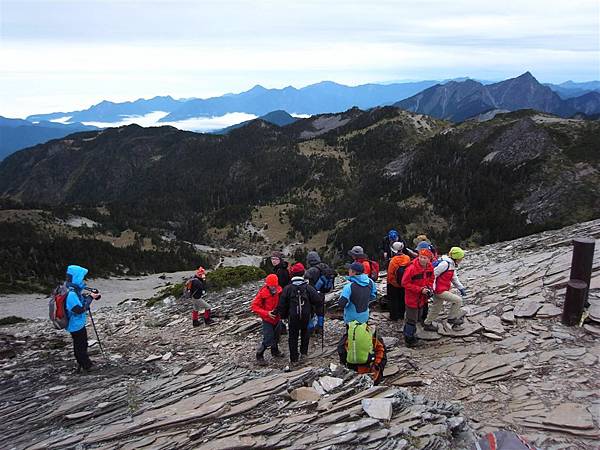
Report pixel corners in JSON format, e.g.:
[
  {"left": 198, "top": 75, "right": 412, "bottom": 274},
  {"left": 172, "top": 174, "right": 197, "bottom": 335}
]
[
  {"left": 0, "top": 117, "right": 97, "bottom": 160},
  {"left": 215, "top": 110, "right": 298, "bottom": 134},
  {"left": 395, "top": 72, "right": 600, "bottom": 122}
]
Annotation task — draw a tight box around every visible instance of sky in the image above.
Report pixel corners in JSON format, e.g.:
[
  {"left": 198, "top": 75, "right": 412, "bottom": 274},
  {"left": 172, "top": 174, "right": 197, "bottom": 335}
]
[{"left": 1, "top": 0, "right": 599, "bottom": 118}]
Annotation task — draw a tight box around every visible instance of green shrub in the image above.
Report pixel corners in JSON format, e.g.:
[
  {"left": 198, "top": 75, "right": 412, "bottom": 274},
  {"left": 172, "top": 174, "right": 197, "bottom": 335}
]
[
  {"left": 206, "top": 265, "right": 266, "bottom": 290},
  {"left": 0, "top": 316, "right": 27, "bottom": 326}
]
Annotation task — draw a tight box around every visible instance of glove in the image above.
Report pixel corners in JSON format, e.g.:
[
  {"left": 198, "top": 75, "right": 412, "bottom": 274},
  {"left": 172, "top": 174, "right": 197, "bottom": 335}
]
[{"left": 459, "top": 288, "right": 467, "bottom": 297}]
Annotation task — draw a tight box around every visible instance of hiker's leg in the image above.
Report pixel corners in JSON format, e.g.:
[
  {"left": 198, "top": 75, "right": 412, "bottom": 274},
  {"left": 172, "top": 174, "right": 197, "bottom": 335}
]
[
  {"left": 271, "top": 322, "right": 284, "bottom": 356},
  {"left": 192, "top": 298, "right": 200, "bottom": 326},
  {"left": 71, "top": 327, "right": 91, "bottom": 370},
  {"left": 262, "top": 321, "right": 275, "bottom": 349},
  {"left": 299, "top": 319, "right": 310, "bottom": 356},
  {"left": 439, "top": 291, "right": 463, "bottom": 320},
  {"left": 424, "top": 294, "right": 444, "bottom": 325},
  {"left": 398, "top": 288, "right": 406, "bottom": 320},
  {"left": 387, "top": 284, "right": 399, "bottom": 320},
  {"left": 337, "top": 332, "right": 348, "bottom": 364},
  {"left": 287, "top": 319, "right": 300, "bottom": 362},
  {"left": 403, "top": 307, "right": 418, "bottom": 345}
]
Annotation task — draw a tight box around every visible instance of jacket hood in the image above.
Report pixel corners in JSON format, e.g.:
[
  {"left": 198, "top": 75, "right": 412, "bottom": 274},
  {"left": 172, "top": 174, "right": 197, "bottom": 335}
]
[
  {"left": 67, "top": 265, "right": 88, "bottom": 288},
  {"left": 411, "top": 257, "right": 432, "bottom": 271},
  {"left": 306, "top": 251, "right": 321, "bottom": 266},
  {"left": 349, "top": 273, "right": 371, "bottom": 286}
]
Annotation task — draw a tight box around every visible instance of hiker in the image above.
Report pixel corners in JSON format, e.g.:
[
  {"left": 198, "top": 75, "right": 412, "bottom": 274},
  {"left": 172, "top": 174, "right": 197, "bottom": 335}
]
[
  {"left": 276, "top": 263, "right": 324, "bottom": 363},
  {"left": 386, "top": 242, "right": 411, "bottom": 321},
  {"left": 424, "top": 247, "right": 467, "bottom": 331},
  {"left": 305, "top": 250, "right": 334, "bottom": 335},
  {"left": 270, "top": 251, "right": 291, "bottom": 288},
  {"left": 348, "top": 245, "right": 379, "bottom": 281},
  {"left": 414, "top": 234, "right": 438, "bottom": 260},
  {"left": 187, "top": 267, "right": 213, "bottom": 327},
  {"left": 250, "top": 274, "right": 285, "bottom": 365},
  {"left": 401, "top": 249, "right": 434, "bottom": 346},
  {"left": 64, "top": 265, "right": 100, "bottom": 373},
  {"left": 382, "top": 229, "right": 416, "bottom": 263},
  {"left": 338, "top": 323, "right": 387, "bottom": 385},
  {"left": 338, "top": 262, "right": 377, "bottom": 325}
]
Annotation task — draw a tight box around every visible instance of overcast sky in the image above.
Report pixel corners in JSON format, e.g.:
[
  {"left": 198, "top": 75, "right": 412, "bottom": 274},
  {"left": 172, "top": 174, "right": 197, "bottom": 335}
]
[{"left": 1, "top": 0, "right": 599, "bottom": 117}]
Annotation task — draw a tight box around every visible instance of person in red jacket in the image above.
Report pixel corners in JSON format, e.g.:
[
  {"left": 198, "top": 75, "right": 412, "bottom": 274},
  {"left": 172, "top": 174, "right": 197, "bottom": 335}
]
[
  {"left": 251, "top": 274, "right": 285, "bottom": 365},
  {"left": 401, "top": 248, "right": 434, "bottom": 346}
]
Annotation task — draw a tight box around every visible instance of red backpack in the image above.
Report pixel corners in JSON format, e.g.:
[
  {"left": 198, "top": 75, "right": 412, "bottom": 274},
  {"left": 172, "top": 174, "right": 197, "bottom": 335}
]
[
  {"left": 368, "top": 260, "right": 380, "bottom": 282},
  {"left": 49, "top": 283, "right": 70, "bottom": 329}
]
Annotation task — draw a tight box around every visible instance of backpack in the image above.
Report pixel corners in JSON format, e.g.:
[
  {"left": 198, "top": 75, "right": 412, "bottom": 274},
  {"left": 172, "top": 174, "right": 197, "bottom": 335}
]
[
  {"left": 368, "top": 260, "right": 380, "bottom": 282},
  {"left": 432, "top": 257, "right": 450, "bottom": 276},
  {"left": 183, "top": 278, "right": 194, "bottom": 299},
  {"left": 346, "top": 321, "right": 373, "bottom": 365},
  {"left": 395, "top": 266, "right": 407, "bottom": 286},
  {"left": 472, "top": 431, "right": 538, "bottom": 450},
  {"left": 316, "top": 263, "right": 336, "bottom": 293},
  {"left": 49, "top": 283, "right": 71, "bottom": 329},
  {"left": 293, "top": 286, "right": 311, "bottom": 321}
]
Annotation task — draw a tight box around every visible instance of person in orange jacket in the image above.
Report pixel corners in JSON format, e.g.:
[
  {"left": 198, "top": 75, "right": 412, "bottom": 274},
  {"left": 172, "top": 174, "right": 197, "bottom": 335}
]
[
  {"left": 338, "top": 328, "right": 387, "bottom": 385},
  {"left": 386, "top": 242, "right": 411, "bottom": 321},
  {"left": 401, "top": 248, "right": 435, "bottom": 346},
  {"left": 251, "top": 274, "right": 285, "bottom": 365}
]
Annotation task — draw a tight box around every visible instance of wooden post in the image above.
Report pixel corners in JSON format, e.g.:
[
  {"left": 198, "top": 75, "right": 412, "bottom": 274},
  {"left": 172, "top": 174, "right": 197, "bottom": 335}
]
[
  {"left": 562, "top": 279, "right": 587, "bottom": 326},
  {"left": 569, "top": 238, "right": 595, "bottom": 306}
]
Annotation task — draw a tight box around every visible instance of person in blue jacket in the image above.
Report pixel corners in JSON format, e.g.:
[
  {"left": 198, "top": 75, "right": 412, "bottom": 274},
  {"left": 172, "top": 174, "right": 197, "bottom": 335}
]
[
  {"left": 338, "top": 262, "right": 377, "bottom": 325},
  {"left": 65, "top": 265, "right": 100, "bottom": 373}
]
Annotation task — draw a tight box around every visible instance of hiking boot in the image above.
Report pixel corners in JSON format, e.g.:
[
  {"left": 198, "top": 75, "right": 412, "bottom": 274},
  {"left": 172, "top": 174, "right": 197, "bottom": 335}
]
[
  {"left": 271, "top": 347, "right": 285, "bottom": 358},
  {"left": 256, "top": 356, "right": 268, "bottom": 366},
  {"left": 203, "top": 318, "right": 214, "bottom": 325},
  {"left": 192, "top": 320, "right": 201, "bottom": 327},
  {"left": 423, "top": 322, "right": 438, "bottom": 332}
]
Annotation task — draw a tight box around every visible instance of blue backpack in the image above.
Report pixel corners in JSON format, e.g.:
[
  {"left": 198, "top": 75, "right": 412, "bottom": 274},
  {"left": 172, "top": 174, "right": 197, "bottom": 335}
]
[{"left": 315, "top": 263, "right": 336, "bottom": 293}]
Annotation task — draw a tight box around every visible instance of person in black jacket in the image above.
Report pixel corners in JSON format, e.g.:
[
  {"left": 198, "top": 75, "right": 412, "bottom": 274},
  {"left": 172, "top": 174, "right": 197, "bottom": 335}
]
[
  {"left": 187, "top": 267, "right": 213, "bottom": 327},
  {"left": 382, "top": 229, "right": 416, "bottom": 264},
  {"left": 270, "top": 251, "right": 291, "bottom": 288},
  {"left": 276, "top": 263, "right": 324, "bottom": 363}
]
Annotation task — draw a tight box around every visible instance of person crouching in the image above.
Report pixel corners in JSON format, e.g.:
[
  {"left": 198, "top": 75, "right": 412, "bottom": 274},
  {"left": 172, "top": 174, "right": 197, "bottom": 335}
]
[{"left": 251, "top": 274, "right": 285, "bottom": 365}]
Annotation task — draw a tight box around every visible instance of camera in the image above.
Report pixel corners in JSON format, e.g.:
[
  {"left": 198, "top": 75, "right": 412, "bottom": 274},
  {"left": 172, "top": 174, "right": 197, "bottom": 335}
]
[{"left": 424, "top": 288, "right": 434, "bottom": 298}]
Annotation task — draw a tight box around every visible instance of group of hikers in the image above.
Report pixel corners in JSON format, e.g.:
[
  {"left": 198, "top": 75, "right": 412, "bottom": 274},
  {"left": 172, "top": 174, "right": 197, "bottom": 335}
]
[
  {"left": 248, "top": 229, "right": 467, "bottom": 384},
  {"left": 53, "top": 230, "right": 466, "bottom": 383}
]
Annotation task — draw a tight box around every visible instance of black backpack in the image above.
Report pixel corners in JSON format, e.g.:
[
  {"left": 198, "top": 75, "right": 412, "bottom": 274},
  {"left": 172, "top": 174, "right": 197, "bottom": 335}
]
[{"left": 292, "top": 285, "right": 311, "bottom": 321}]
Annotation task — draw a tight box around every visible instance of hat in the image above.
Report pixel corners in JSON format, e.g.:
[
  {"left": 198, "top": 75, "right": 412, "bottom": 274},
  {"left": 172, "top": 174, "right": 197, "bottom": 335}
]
[
  {"left": 388, "top": 229, "right": 399, "bottom": 240},
  {"left": 270, "top": 251, "right": 284, "bottom": 259},
  {"left": 391, "top": 241, "right": 404, "bottom": 254},
  {"left": 290, "top": 262, "right": 305, "bottom": 276},
  {"left": 348, "top": 245, "right": 366, "bottom": 259},
  {"left": 196, "top": 266, "right": 206, "bottom": 277},
  {"left": 265, "top": 274, "right": 279, "bottom": 287},
  {"left": 349, "top": 262, "right": 365, "bottom": 274},
  {"left": 414, "top": 234, "right": 429, "bottom": 246},
  {"left": 306, "top": 251, "right": 321, "bottom": 266},
  {"left": 418, "top": 249, "right": 434, "bottom": 260},
  {"left": 449, "top": 247, "right": 465, "bottom": 260}
]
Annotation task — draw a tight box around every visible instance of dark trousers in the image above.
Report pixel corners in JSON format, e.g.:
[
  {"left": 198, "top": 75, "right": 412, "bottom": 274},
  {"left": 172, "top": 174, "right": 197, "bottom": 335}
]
[
  {"left": 261, "top": 321, "right": 282, "bottom": 352},
  {"left": 288, "top": 317, "right": 309, "bottom": 362},
  {"left": 70, "top": 327, "right": 92, "bottom": 370},
  {"left": 387, "top": 284, "right": 405, "bottom": 321}
]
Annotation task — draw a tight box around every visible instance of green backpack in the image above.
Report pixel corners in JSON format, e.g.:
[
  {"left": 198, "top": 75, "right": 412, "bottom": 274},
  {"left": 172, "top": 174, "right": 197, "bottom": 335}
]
[{"left": 346, "top": 321, "right": 373, "bottom": 365}]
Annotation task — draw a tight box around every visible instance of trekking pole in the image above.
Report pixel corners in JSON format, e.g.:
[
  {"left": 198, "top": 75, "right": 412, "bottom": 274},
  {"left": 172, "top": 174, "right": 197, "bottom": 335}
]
[
  {"left": 321, "top": 315, "right": 325, "bottom": 352},
  {"left": 88, "top": 308, "right": 108, "bottom": 360}
]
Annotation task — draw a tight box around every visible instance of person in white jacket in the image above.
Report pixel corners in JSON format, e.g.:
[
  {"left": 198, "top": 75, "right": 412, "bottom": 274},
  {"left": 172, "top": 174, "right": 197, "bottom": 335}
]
[{"left": 423, "top": 247, "right": 466, "bottom": 331}]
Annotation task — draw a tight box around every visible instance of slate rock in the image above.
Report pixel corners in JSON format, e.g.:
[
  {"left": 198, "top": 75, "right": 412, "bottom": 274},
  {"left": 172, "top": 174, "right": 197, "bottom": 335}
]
[
  {"left": 393, "top": 376, "right": 424, "bottom": 387},
  {"left": 361, "top": 398, "right": 393, "bottom": 420},
  {"left": 514, "top": 300, "right": 543, "bottom": 318},
  {"left": 501, "top": 311, "right": 516, "bottom": 323},
  {"left": 318, "top": 376, "right": 343, "bottom": 392},
  {"left": 193, "top": 363, "right": 214, "bottom": 375},
  {"left": 289, "top": 387, "right": 321, "bottom": 402},
  {"left": 536, "top": 304, "right": 562, "bottom": 318},
  {"left": 144, "top": 354, "right": 162, "bottom": 362},
  {"left": 65, "top": 411, "right": 94, "bottom": 420},
  {"left": 543, "top": 403, "right": 594, "bottom": 430},
  {"left": 480, "top": 315, "right": 505, "bottom": 334}
]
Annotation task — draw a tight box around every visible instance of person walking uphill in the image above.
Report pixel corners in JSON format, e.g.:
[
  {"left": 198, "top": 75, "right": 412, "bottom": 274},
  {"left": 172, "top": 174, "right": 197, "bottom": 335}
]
[
  {"left": 276, "top": 263, "right": 324, "bottom": 364},
  {"left": 186, "top": 267, "right": 213, "bottom": 327},
  {"left": 251, "top": 274, "right": 285, "bottom": 365},
  {"left": 386, "top": 242, "right": 411, "bottom": 321},
  {"left": 64, "top": 265, "right": 100, "bottom": 373},
  {"left": 401, "top": 249, "right": 434, "bottom": 346},
  {"left": 424, "top": 247, "right": 467, "bottom": 331}
]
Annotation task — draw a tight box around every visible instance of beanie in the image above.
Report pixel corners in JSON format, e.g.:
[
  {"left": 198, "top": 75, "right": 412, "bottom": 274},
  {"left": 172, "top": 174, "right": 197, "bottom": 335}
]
[
  {"left": 449, "top": 247, "right": 465, "bottom": 260},
  {"left": 418, "top": 249, "right": 434, "bottom": 260},
  {"left": 290, "top": 262, "right": 305, "bottom": 276},
  {"left": 265, "top": 274, "right": 279, "bottom": 287}
]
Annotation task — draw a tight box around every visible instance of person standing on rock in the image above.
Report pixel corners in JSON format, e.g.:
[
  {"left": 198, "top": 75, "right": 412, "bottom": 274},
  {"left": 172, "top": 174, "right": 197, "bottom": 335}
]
[
  {"left": 348, "top": 245, "right": 373, "bottom": 278},
  {"left": 423, "top": 247, "right": 467, "bottom": 331},
  {"left": 187, "top": 267, "right": 213, "bottom": 327},
  {"left": 338, "top": 325, "right": 387, "bottom": 385},
  {"left": 401, "top": 249, "right": 435, "bottom": 346},
  {"left": 270, "top": 251, "right": 291, "bottom": 288},
  {"left": 382, "top": 229, "right": 416, "bottom": 264},
  {"left": 386, "top": 242, "right": 411, "bottom": 322},
  {"left": 305, "top": 250, "right": 333, "bottom": 335},
  {"left": 64, "top": 265, "right": 101, "bottom": 373},
  {"left": 339, "top": 262, "right": 377, "bottom": 325},
  {"left": 276, "top": 263, "right": 323, "bottom": 364},
  {"left": 251, "top": 274, "right": 285, "bottom": 365}
]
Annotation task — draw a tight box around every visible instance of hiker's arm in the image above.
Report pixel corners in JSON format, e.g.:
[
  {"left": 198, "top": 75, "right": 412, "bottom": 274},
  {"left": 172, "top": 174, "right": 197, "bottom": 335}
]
[
  {"left": 405, "top": 247, "right": 418, "bottom": 258},
  {"left": 68, "top": 293, "right": 94, "bottom": 314},
  {"left": 338, "top": 284, "right": 351, "bottom": 307},
  {"left": 369, "top": 280, "right": 377, "bottom": 299},
  {"left": 250, "top": 292, "right": 269, "bottom": 320},
  {"left": 433, "top": 260, "right": 449, "bottom": 278},
  {"left": 372, "top": 338, "right": 385, "bottom": 366},
  {"left": 401, "top": 267, "right": 421, "bottom": 294},
  {"left": 310, "top": 288, "right": 324, "bottom": 316},
  {"left": 451, "top": 271, "right": 465, "bottom": 291},
  {"left": 276, "top": 291, "right": 289, "bottom": 319}
]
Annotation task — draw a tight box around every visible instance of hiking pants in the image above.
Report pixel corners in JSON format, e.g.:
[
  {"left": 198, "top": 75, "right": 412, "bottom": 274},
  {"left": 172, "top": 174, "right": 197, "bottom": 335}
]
[
  {"left": 70, "top": 326, "right": 92, "bottom": 370},
  {"left": 386, "top": 284, "right": 405, "bottom": 321},
  {"left": 288, "top": 317, "right": 310, "bottom": 362},
  {"left": 261, "top": 320, "right": 282, "bottom": 350},
  {"left": 192, "top": 297, "right": 212, "bottom": 311},
  {"left": 425, "top": 291, "right": 462, "bottom": 324}
]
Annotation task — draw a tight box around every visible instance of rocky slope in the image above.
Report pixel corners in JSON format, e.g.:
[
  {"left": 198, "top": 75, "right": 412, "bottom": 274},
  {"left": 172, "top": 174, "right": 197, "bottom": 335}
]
[{"left": 0, "top": 219, "right": 599, "bottom": 449}]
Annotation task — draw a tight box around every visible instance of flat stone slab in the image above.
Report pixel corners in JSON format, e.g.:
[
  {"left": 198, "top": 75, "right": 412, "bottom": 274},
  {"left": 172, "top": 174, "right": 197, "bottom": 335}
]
[
  {"left": 65, "top": 411, "right": 94, "bottom": 420},
  {"left": 501, "top": 311, "right": 516, "bottom": 323},
  {"left": 383, "top": 365, "right": 399, "bottom": 377},
  {"left": 393, "top": 376, "right": 424, "bottom": 387},
  {"left": 482, "top": 332, "right": 503, "bottom": 341},
  {"left": 416, "top": 329, "right": 441, "bottom": 340},
  {"left": 438, "top": 321, "right": 482, "bottom": 337},
  {"left": 318, "top": 376, "right": 343, "bottom": 392},
  {"left": 536, "top": 304, "right": 562, "bottom": 318},
  {"left": 543, "top": 403, "right": 595, "bottom": 430},
  {"left": 289, "top": 387, "right": 321, "bottom": 402},
  {"left": 144, "top": 354, "right": 162, "bottom": 362},
  {"left": 513, "top": 299, "right": 543, "bottom": 318},
  {"left": 361, "top": 398, "right": 393, "bottom": 420},
  {"left": 480, "top": 315, "right": 505, "bottom": 334}
]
